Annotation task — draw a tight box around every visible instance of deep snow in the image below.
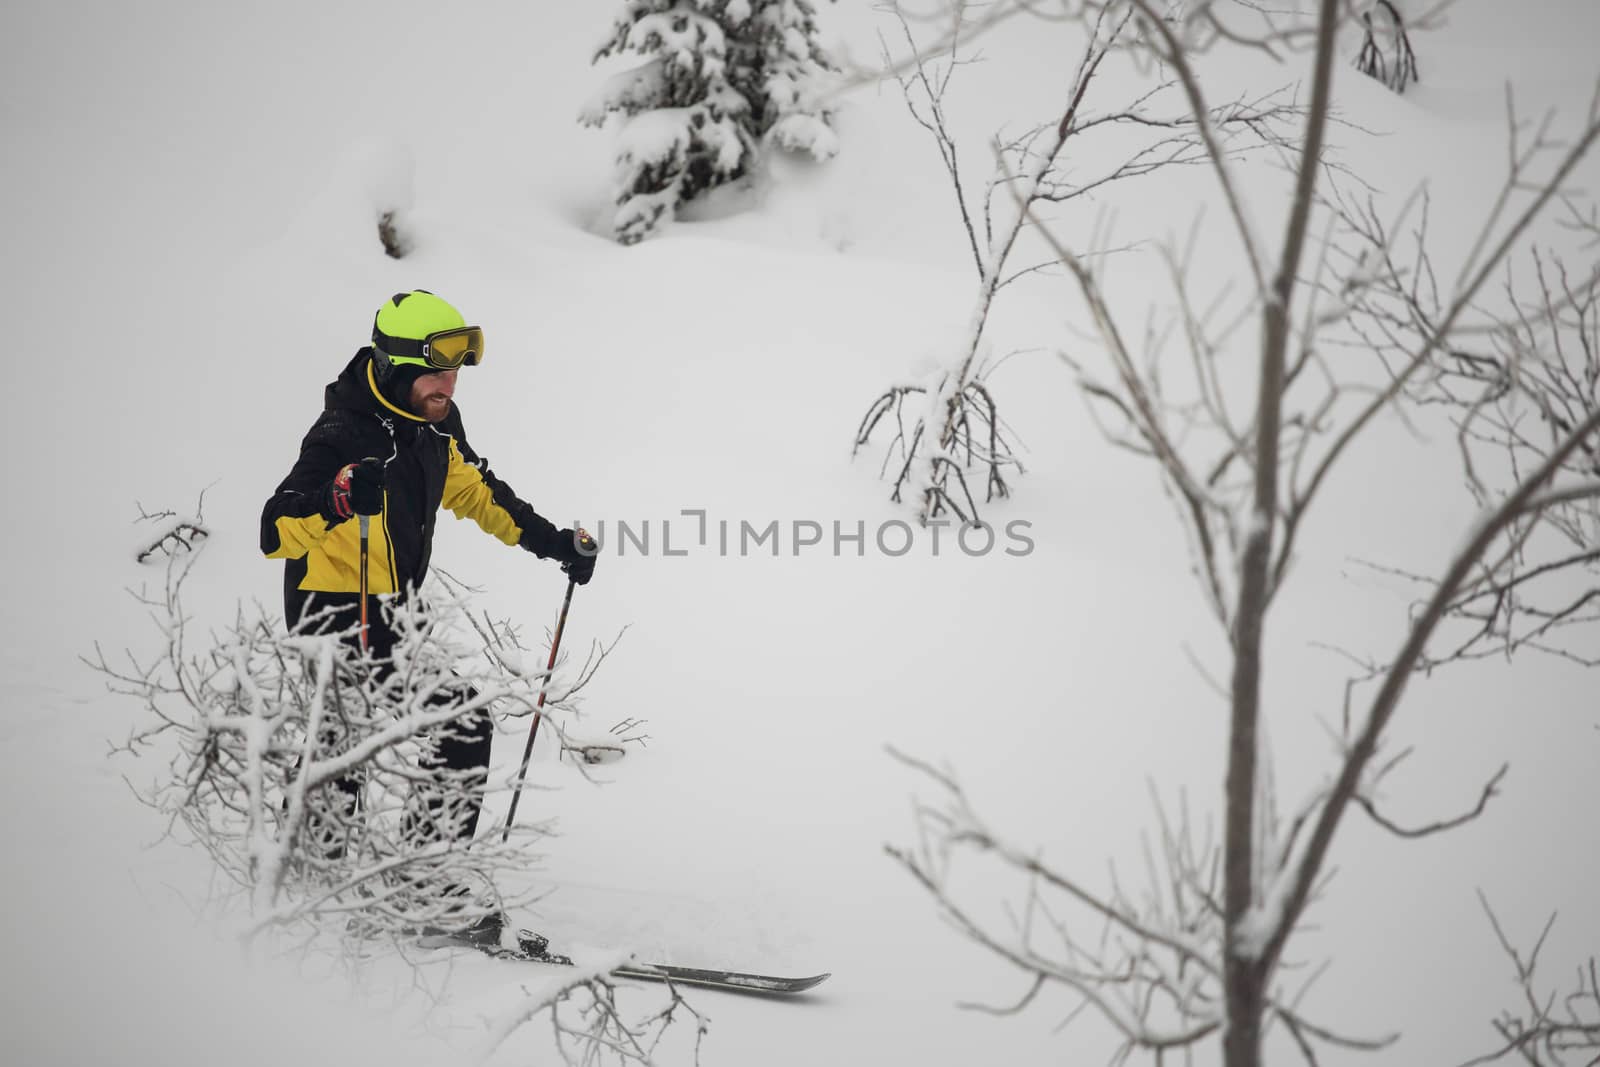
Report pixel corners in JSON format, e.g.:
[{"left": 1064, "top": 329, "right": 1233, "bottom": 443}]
[{"left": 3, "top": 2, "right": 1598, "bottom": 1065}]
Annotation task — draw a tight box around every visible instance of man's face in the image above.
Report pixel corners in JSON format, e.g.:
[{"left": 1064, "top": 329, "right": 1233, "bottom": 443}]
[{"left": 409, "top": 368, "right": 458, "bottom": 423}]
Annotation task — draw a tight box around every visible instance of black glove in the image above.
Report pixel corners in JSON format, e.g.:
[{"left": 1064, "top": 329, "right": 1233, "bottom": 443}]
[
  {"left": 520, "top": 523, "right": 599, "bottom": 585},
  {"left": 551, "top": 527, "right": 599, "bottom": 585},
  {"left": 322, "top": 458, "right": 385, "bottom": 522}
]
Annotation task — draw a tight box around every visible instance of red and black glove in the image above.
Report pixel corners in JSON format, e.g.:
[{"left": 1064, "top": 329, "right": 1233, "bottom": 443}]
[
  {"left": 558, "top": 528, "right": 599, "bottom": 585},
  {"left": 322, "top": 458, "right": 386, "bottom": 522}
]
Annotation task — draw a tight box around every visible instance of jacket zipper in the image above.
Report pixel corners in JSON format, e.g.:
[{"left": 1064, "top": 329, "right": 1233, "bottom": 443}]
[{"left": 377, "top": 416, "right": 401, "bottom": 593}]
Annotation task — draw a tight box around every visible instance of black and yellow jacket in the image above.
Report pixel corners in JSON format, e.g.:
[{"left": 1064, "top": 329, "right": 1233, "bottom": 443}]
[{"left": 261, "top": 349, "right": 561, "bottom": 633}]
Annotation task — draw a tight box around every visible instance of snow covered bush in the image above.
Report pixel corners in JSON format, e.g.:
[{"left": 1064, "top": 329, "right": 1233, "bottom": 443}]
[
  {"left": 95, "top": 544, "right": 711, "bottom": 1065},
  {"left": 96, "top": 546, "right": 581, "bottom": 947},
  {"left": 854, "top": 7, "right": 1301, "bottom": 525},
  {"left": 580, "top": 0, "right": 840, "bottom": 244}
]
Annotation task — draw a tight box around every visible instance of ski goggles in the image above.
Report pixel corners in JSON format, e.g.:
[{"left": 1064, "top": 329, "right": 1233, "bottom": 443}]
[{"left": 373, "top": 325, "right": 485, "bottom": 371}]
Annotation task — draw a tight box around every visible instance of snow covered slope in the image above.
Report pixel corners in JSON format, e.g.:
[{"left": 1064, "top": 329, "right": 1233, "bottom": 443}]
[{"left": 3, "top": 1, "right": 1597, "bottom": 1064}]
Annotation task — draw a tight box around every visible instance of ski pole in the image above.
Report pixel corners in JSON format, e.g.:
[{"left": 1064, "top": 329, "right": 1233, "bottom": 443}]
[
  {"left": 503, "top": 578, "right": 575, "bottom": 842},
  {"left": 502, "top": 529, "right": 594, "bottom": 842},
  {"left": 357, "top": 514, "right": 371, "bottom": 652}
]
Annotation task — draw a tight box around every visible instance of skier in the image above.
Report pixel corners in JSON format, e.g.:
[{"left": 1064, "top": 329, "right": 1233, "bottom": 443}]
[{"left": 260, "top": 289, "right": 595, "bottom": 941}]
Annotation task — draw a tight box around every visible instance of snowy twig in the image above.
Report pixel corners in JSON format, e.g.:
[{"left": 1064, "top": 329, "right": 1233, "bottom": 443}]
[
  {"left": 133, "top": 491, "right": 211, "bottom": 563},
  {"left": 1461, "top": 894, "right": 1600, "bottom": 1066},
  {"left": 885, "top": 746, "right": 1391, "bottom": 1060},
  {"left": 477, "top": 951, "right": 708, "bottom": 1067}
]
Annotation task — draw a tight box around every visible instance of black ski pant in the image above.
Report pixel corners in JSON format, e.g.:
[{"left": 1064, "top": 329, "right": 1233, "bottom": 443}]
[{"left": 289, "top": 590, "right": 494, "bottom": 853}]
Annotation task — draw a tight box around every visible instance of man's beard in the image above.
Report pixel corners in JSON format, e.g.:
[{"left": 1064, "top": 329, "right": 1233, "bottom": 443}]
[{"left": 416, "top": 394, "right": 452, "bottom": 422}]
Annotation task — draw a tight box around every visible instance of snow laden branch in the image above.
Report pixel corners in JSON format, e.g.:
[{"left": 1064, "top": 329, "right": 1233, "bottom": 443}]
[
  {"left": 94, "top": 547, "right": 594, "bottom": 947},
  {"left": 885, "top": 748, "right": 1395, "bottom": 1062},
  {"left": 477, "top": 953, "right": 708, "bottom": 1067},
  {"left": 855, "top": 3, "right": 1302, "bottom": 525},
  {"left": 132, "top": 492, "right": 211, "bottom": 564}
]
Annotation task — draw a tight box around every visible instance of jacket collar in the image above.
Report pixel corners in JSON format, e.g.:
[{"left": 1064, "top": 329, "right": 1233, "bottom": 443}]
[
  {"left": 324, "top": 348, "right": 426, "bottom": 423},
  {"left": 366, "top": 359, "right": 425, "bottom": 422}
]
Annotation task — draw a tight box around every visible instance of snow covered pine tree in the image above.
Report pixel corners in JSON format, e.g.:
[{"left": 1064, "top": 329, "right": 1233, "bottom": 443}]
[{"left": 581, "top": 0, "right": 839, "bottom": 244}]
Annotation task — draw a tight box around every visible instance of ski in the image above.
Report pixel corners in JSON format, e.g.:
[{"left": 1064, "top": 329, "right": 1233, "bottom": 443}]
[
  {"left": 430, "top": 930, "right": 830, "bottom": 995},
  {"left": 609, "top": 963, "right": 830, "bottom": 995}
]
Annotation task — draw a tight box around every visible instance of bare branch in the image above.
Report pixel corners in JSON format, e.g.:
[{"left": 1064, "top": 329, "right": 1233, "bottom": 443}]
[
  {"left": 1262, "top": 400, "right": 1600, "bottom": 980},
  {"left": 1355, "top": 763, "right": 1509, "bottom": 839},
  {"left": 1462, "top": 895, "right": 1600, "bottom": 1067}
]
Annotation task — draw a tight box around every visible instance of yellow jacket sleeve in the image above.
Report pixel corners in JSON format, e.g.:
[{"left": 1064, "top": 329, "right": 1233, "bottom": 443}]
[{"left": 441, "top": 436, "right": 528, "bottom": 546}]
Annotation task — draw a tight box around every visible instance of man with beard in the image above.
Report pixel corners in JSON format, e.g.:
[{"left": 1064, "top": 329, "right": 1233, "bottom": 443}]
[{"left": 261, "top": 289, "right": 595, "bottom": 945}]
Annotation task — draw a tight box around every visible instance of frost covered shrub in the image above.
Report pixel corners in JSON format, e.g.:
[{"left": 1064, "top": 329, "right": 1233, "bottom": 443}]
[
  {"left": 581, "top": 0, "right": 840, "bottom": 244},
  {"left": 98, "top": 550, "right": 570, "bottom": 946}
]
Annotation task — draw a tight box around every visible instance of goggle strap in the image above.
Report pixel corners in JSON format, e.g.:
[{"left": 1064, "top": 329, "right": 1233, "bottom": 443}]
[
  {"left": 383, "top": 353, "right": 433, "bottom": 368},
  {"left": 372, "top": 327, "right": 427, "bottom": 362}
]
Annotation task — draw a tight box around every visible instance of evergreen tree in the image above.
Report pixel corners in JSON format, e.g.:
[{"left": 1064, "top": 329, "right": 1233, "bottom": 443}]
[{"left": 581, "top": 0, "right": 839, "bottom": 245}]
